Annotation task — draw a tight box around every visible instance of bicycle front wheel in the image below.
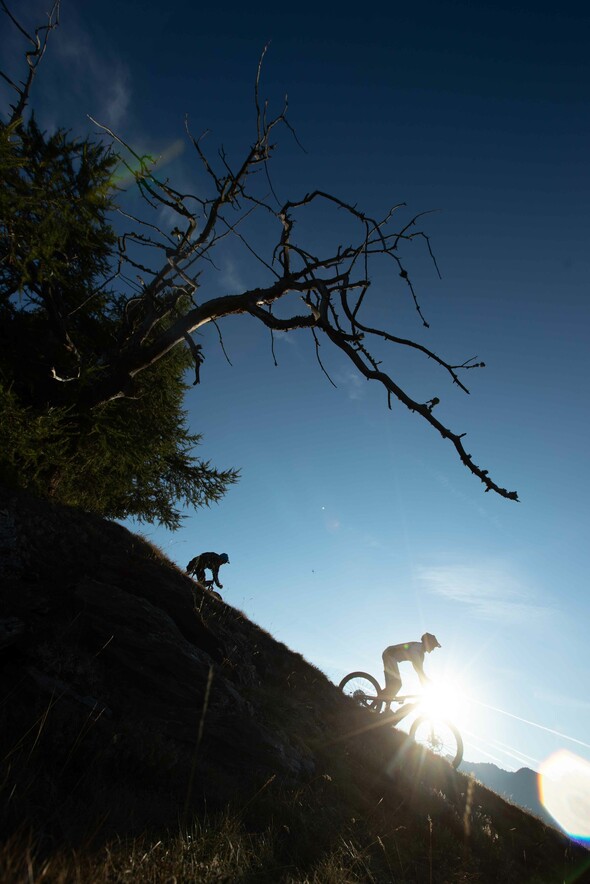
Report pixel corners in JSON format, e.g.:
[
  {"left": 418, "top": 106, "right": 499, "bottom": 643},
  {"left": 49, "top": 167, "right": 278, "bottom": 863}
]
[
  {"left": 339, "top": 672, "right": 384, "bottom": 714},
  {"left": 409, "top": 716, "right": 464, "bottom": 768}
]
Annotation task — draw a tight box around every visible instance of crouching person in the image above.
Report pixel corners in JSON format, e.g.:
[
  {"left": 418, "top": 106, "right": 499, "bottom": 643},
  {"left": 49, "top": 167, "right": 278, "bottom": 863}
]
[{"left": 186, "top": 552, "right": 229, "bottom": 589}]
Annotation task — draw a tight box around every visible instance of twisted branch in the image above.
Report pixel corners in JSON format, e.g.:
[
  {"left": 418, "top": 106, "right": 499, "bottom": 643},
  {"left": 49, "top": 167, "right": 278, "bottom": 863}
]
[{"left": 1, "top": 15, "right": 517, "bottom": 500}]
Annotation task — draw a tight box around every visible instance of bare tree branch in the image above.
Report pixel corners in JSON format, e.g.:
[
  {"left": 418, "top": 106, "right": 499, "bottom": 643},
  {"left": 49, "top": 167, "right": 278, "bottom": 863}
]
[
  {"left": 2, "top": 23, "right": 517, "bottom": 501},
  {"left": 319, "top": 323, "right": 517, "bottom": 500},
  {"left": 1, "top": 0, "right": 60, "bottom": 124}
]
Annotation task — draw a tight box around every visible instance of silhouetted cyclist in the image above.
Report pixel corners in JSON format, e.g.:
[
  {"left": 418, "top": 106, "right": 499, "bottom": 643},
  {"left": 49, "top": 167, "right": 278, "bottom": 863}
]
[
  {"left": 381, "top": 632, "right": 441, "bottom": 701},
  {"left": 186, "top": 552, "right": 229, "bottom": 589}
]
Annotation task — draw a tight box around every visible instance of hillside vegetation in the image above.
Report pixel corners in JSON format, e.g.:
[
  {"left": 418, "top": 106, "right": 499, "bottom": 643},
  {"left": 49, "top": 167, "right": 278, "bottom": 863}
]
[{"left": 0, "top": 484, "right": 588, "bottom": 883}]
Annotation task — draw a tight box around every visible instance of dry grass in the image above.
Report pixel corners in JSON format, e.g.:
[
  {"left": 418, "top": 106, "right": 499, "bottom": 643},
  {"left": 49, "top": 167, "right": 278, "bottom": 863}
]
[
  {"left": 3, "top": 796, "right": 582, "bottom": 884},
  {"left": 1, "top": 676, "right": 588, "bottom": 883},
  {"left": 0, "top": 812, "right": 387, "bottom": 884}
]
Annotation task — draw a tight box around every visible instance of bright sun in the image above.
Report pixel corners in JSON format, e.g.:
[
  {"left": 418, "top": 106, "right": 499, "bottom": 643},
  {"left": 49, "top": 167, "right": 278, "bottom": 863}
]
[{"left": 417, "top": 675, "right": 472, "bottom": 727}]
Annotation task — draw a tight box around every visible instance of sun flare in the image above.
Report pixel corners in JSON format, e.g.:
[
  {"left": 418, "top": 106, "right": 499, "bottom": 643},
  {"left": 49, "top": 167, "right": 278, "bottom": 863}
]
[{"left": 416, "top": 676, "right": 472, "bottom": 727}]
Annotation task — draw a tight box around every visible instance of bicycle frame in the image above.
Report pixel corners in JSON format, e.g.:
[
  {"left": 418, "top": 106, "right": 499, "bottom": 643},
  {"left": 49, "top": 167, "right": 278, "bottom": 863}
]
[
  {"left": 338, "top": 671, "right": 464, "bottom": 767},
  {"left": 383, "top": 698, "right": 422, "bottom": 724}
]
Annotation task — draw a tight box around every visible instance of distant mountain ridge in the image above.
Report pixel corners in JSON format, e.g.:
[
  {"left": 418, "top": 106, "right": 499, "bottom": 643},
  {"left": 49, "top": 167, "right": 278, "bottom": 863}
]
[{"left": 460, "top": 760, "right": 556, "bottom": 827}]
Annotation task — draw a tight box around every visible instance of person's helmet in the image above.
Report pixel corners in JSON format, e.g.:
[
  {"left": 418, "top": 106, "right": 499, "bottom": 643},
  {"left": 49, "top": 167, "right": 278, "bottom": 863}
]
[
  {"left": 219, "top": 553, "right": 229, "bottom": 564},
  {"left": 421, "top": 632, "right": 441, "bottom": 650}
]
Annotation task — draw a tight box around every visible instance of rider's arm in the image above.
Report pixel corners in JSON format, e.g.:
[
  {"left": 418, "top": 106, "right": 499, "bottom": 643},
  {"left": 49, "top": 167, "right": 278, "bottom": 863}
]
[
  {"left": 212, "top": 559, "right": 223, "bottom": 588},
  {"left": 411, "top": 655, "right": 430, "bottom": 685}
]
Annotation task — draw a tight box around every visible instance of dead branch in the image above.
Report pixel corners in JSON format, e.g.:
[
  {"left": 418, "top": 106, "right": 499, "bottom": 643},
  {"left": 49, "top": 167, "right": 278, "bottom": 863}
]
[
  {"left": 1, "top": 0, "right": 60, "bottom": 124},
  {"left": 3, "top": 25, "right": 517, "bottom": 501}
]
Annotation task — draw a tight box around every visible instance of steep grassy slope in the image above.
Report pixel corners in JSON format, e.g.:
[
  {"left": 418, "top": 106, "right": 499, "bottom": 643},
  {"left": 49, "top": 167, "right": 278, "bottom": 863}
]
[{"left": 1, "top": 485, "right": 589, "bottom": 883}]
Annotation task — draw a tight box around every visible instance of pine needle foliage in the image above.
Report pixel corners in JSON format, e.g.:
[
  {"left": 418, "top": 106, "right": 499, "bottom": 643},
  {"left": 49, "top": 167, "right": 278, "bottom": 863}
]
[{"left": 0, "top": 116, "right": 238, "bottom": 528}]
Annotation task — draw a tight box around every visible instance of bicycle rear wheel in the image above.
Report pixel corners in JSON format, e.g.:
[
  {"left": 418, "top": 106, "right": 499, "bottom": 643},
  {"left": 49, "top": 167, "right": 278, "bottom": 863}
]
[
  {"left": 339, "top": 672, "right": 384, "bottom": 714},
  {"left": 409, "top": 716, "right": 464, "bottom": 768}
]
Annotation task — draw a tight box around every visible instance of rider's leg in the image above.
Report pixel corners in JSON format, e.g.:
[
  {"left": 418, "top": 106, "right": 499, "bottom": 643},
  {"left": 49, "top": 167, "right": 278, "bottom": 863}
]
[
  {"left": 382, "top": 648, "right": 402, "bottom": 700},
  {"left": 196, "top": 565, "right": 209, "bottom": 585}
]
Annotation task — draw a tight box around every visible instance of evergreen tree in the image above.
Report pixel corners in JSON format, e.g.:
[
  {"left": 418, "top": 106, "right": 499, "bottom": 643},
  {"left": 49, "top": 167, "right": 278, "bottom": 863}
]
[{"left": 0, "top": 116, "right": 238, "bottom": 529}]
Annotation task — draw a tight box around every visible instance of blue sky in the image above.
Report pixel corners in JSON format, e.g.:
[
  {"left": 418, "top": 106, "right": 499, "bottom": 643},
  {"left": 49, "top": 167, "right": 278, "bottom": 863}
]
[{"left": 6, "top": 0, "right": 590, "bottom": 822}]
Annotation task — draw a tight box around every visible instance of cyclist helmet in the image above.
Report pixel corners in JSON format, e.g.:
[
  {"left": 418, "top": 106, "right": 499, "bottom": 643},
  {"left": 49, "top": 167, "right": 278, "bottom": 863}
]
[
  {"left": 421, "top": 632, "right": 441, "bottom": 650},
  {"left": 219, "top": 553, "right": 230, "bottom": 564}
]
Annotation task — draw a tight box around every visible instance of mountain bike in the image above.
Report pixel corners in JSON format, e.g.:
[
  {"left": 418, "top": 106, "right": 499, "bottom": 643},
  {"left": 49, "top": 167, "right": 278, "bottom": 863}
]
[{"left": 339, "top": 670, "right": 464, "bottom": 768}]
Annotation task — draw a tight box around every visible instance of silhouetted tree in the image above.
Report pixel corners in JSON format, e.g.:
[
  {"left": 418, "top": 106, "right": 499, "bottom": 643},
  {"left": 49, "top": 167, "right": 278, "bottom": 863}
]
[
  {"left": 0, "top": 2, "right": 238, "bottom": 528},
  {"left": 0, "top": 2, "right": 518, "bottom": 510}
]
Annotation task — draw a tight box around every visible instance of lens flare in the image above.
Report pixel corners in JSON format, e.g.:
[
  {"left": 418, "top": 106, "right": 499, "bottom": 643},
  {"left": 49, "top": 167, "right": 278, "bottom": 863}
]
[
  {"left": 539, "top": 750, "right": 590, "bottom": 842},
  {"left": 112, "top": 138, "right": 185, "bottom": 189}
]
